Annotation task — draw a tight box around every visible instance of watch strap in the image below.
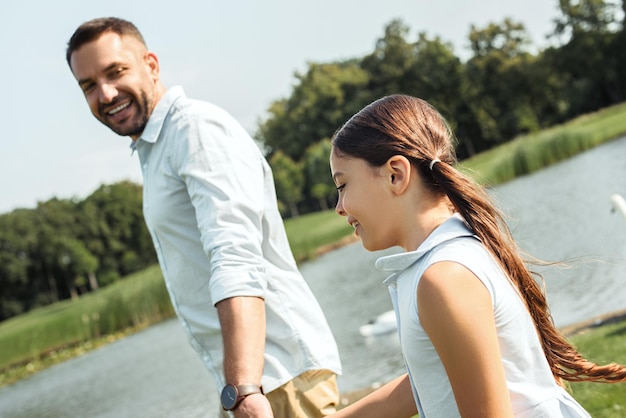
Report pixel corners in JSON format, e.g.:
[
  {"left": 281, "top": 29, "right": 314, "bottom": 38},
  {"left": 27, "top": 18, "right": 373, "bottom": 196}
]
[{"left": 236, "top": 383, "right": 265, "bottom": 397}]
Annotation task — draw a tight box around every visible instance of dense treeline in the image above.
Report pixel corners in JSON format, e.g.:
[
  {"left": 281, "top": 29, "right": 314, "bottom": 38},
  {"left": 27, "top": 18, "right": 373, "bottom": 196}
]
[
  {"left": 0, "top": 182, "right": 157, "bottom": 320},
  {"left": 259, "top": 0, "right": 626, "bottom": 216},
  {"left": 1, "top": 0, "right": 624, "bottom": 321}
]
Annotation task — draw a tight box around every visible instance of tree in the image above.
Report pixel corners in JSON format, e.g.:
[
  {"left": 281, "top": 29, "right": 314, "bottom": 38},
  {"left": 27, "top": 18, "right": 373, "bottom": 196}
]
[
  {"left": 257, "top": 61, "right": 369, "bottom": 161},
  {"left": 553, "top": 0, "right": 619, "bottom": 39},
  {"left": 82, "top": 181, "right": 155, "bottom": 282},
  {"left": 468, "top": 18, "right": 532, "bottom": 58},
  {"left": 405, "top": 33, "right": 470, "bottom": 157},
  {"left": 408, "top": 33, "right": 464, "bottom": 112},
  {"left": 462, "top": 19, "right": 547, "bottom": 151},
  {"left": 56, "top": 237, "right": 99, "bottom": 299},
  {"left": 361, "top": 19, "right": 417, "bottom": 98},
  {"left": 0, "top": 210, "right": 37, "bottom": 319},
  {"left": 547, "top": 0, "right": 623, "bottom": 115},
  {"left": 34, "top": 198, "right": 86, "bottom": 302},
  {"left": 269, "top": 151, "right": 304, "bottom": 218},
  {"left": 304, "top": 139, "right": 335, "bottom": 211}
]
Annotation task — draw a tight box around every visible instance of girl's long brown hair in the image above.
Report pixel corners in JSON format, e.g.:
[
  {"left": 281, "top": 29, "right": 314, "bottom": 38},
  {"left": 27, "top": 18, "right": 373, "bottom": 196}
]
[{"left": 332, "top": 94, "right": 626, "bottom": 384}]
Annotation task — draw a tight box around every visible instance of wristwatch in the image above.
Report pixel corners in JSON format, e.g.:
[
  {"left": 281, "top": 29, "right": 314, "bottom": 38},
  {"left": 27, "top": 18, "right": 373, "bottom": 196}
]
[{"left": 221, "top": 383, "right": 265, "bottom": 411}]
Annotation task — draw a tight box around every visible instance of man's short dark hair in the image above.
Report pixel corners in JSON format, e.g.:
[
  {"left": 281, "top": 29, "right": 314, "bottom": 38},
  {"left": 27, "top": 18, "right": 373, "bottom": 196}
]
[{"left": 66, "top": 17, "right": 146, "bottom": 67}]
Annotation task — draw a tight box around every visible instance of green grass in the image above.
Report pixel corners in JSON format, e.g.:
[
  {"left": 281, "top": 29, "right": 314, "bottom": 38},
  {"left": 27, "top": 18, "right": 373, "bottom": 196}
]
[
  {"left": 284, "top": 209, "right": 354, "bottom": 262},
  {"left": 568, "top": 320, "right": 626, "bottom": 417}
]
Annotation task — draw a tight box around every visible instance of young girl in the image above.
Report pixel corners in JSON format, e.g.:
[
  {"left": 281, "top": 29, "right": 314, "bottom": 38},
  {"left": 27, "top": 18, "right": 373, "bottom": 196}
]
[{"left": 328, "top": 95, "right": 626, "bottom": 417}]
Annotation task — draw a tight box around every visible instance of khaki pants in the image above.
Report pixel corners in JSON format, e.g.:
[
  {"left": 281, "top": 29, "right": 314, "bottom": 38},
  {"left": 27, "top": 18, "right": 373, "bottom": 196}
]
[{"left": 220, "top": 369, "right": 339, "bottom": 418}]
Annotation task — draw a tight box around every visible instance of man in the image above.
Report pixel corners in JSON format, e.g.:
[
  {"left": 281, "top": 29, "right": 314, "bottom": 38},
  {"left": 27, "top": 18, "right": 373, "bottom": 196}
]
[{"left": 66, "top": 17, "right": 341, "bottom": 418}]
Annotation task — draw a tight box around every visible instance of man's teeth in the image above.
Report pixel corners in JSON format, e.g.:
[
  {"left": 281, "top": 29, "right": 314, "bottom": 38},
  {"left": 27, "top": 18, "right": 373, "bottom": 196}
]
[{"left": 108, "top": 102, "right": 130, "bottom": 115}]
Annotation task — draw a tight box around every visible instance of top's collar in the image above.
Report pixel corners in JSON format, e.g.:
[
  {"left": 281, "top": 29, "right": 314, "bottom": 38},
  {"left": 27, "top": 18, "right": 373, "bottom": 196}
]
[{"left": 376, "top": 214, "right": 476, "bottom": 273}]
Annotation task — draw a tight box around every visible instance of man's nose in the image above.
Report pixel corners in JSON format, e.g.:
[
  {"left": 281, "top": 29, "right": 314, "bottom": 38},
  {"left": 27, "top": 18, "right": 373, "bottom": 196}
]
[{"left": 98, "top": 83, "right": 117, "bottom": 103}]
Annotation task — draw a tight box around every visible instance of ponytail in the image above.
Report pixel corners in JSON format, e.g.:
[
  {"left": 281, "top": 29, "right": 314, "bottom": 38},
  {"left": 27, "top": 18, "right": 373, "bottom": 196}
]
[{"left": 430, "top": 161, "right": 626, "bottom": 384}]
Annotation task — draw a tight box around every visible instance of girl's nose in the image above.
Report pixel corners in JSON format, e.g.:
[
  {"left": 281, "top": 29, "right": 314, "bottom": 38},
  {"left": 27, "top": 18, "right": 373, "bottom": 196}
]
[{"left": 335, "top": 199, "right": 346, "bottom": 216}]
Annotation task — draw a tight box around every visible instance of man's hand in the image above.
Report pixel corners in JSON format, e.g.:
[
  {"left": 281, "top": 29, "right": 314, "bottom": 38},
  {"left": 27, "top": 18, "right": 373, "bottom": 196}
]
[{"left": 234, "top": 393, "right": 274, "bottom": 418}]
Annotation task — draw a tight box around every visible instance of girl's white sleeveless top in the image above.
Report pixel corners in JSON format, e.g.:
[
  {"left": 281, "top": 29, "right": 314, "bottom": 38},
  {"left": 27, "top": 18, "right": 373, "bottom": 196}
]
[{"left": 376, "top": 214, "right": 590, "bottom": 418}]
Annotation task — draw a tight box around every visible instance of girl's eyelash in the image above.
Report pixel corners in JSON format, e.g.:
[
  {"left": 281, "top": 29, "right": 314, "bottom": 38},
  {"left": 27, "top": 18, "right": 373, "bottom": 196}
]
[{"left": 336, "top": 184, "right": 345, "bottom": 191}]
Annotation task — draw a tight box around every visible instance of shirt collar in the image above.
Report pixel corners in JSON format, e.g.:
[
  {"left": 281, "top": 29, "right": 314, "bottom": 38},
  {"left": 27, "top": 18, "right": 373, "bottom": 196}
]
[
  {"left": 376, "top": 213, "right": 476, "bottom": 274},
  {"left": 129, "top": 86, "right": 186, "bottom": 149}
]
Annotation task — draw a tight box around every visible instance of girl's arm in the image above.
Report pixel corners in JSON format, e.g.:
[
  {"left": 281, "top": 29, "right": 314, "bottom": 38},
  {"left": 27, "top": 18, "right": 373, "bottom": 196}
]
[
  {"left": 418, "top": 261, "right": 514, "bottom": 418},
  {"left": 329, "top": 374, "right": 417, "bottom": 418}
]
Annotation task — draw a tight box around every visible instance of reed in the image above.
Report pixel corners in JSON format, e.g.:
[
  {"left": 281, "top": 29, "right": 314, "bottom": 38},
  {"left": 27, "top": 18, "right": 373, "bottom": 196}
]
[
  {"left": 461, "top": 101, "right": 626, "bottom": 186},
  {"left": 0, "top": 265, "right": 173, "bottom": 377}
]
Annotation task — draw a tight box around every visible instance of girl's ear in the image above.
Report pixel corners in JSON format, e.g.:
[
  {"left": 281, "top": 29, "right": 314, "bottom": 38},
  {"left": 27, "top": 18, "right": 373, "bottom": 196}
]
[{"left": 386, "top": 155, "right": 411, "bottom": 195}]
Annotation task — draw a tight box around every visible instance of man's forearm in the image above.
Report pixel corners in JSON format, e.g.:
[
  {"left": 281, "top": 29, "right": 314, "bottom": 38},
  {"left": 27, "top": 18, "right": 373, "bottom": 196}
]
[{"left": 216, "top": 296, "right": 266, "bottom": 385}]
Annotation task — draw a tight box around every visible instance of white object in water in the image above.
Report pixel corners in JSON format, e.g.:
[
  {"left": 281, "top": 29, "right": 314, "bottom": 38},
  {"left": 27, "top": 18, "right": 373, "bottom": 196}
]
[
  {"left": 359, "top": 310, "right": 397, "bottom": 337},
  {"left": 610, "top": 194, "right": 626, "bottom": 221}
]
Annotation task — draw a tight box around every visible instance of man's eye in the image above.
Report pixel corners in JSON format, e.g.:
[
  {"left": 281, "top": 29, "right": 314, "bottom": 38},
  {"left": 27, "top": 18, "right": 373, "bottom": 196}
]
[
  {"left": 109, "top": 67, "right": 125, "bottom": 79},
  {"left": 81, "top": 83, "right": 95, "bottom": 93}
]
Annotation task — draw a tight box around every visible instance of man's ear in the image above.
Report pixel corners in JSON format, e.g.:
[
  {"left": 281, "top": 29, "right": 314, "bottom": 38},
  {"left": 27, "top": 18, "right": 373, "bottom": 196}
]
[
  {"left": 145, "top": 51, "right": 160, "bottom": 80},
  {"left": 386, "top": 155, "right": 411, "bottom": 195}
]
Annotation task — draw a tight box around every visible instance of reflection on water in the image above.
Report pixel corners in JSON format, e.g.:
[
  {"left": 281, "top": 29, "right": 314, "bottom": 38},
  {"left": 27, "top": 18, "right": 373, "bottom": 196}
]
[{"left": 1, "top": 137, "right": 625, "bottom": 417}]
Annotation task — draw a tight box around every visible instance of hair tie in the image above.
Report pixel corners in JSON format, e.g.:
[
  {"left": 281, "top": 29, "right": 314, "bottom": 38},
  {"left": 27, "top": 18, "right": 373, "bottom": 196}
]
[{"left": 429, "top": 158, "right": 441, "bottom": 171}]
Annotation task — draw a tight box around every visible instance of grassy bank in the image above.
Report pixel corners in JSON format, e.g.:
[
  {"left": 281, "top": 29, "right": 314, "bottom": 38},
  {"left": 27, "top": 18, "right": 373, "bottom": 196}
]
[
  {"left": 461, "top": 101, "right": 626, "bottom": 186},
  {"left": 284, "top": 208, "right": 355, "bottom": 262},
  {"left": 568, "top": 317, "right": 626, "bottom": 417},
  {"left": 2, "top": 101, "right": 626, "bottom": 390},
  {"left": 0, "top": 265, "right": 173, "bottom": 386}
]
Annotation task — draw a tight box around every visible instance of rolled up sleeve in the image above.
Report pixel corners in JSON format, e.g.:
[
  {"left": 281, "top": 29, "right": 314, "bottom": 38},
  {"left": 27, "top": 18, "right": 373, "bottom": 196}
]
[{"left": 176, "top": 113, "right": 269, "bottom": 305}]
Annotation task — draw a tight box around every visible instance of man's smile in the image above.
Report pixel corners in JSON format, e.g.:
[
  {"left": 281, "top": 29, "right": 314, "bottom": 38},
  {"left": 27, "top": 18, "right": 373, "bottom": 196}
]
[{"left": 107, "top": 101, "right": 130, "bottom": 116}]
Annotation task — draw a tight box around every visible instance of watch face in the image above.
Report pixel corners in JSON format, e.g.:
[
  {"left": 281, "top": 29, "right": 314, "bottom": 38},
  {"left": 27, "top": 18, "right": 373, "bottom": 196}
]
[{"left": 221, "top": 384, "right": 238, "bottom": 410}]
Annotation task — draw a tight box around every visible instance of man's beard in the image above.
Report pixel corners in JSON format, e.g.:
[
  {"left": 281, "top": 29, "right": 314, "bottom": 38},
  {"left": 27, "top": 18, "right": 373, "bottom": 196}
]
[{"left": 101, "top": 91, "right": 151, "bottom": 137}]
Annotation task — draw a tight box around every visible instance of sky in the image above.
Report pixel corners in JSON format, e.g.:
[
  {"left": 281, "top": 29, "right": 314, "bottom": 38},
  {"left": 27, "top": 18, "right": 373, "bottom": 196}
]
[{"left": 0, "top": 0, "right": 561, "bottom": 214}]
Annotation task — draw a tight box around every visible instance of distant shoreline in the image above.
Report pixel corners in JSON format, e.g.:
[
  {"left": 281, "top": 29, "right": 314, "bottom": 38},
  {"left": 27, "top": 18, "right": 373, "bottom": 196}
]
[
  {"left": 559, "top": 308, "right": 626, "bottom": 336},
  {"left": 312, "top": 234, "right": 359, "bottom": 258}
]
